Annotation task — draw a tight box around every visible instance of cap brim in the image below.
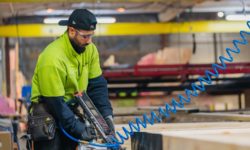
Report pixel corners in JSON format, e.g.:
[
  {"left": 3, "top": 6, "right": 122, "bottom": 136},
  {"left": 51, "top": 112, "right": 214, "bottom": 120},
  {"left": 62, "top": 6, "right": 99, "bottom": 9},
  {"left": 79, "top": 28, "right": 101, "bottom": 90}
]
[{"left": 58, "top": 20, "right": 68, "bottom": 26}]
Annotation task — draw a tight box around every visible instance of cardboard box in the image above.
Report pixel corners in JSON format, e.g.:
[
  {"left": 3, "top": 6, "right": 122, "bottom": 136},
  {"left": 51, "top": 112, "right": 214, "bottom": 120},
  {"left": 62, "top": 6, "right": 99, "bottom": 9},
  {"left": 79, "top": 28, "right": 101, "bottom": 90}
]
[{"left": 0, "top": 131, "right": 12, "bottom": 150}]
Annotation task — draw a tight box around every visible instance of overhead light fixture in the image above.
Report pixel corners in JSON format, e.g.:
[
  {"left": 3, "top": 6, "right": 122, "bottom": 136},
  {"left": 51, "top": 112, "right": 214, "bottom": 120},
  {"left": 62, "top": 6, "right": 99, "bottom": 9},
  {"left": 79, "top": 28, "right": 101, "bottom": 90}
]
[
  {"left": 116, "top": 7, "right": 125, "bottom": 13},
  {"left": 226, "top": 14, "right": 250, "bottom": 21},
  {"left": 46, "top": 8, "right": 54, "bottom": 13},
  {"left": 217, "top": 11, "right": 224, "bottom": 18},
  {"left": 43, "top": 17, "right": 116, "bottom": 24}
]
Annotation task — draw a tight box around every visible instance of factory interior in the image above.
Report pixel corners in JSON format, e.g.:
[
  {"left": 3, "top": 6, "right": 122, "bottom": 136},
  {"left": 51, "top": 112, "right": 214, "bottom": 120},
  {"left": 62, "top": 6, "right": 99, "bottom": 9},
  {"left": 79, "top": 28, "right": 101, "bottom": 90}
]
[{"left": 1, "top": 0, "right": 250, "bottom": 150}]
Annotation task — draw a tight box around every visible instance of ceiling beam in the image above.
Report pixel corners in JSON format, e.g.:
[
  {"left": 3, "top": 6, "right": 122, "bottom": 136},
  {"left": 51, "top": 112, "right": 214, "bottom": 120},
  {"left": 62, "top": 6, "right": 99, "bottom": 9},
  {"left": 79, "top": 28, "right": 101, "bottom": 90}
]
[{"left": 0, "top": 20, "right": 248, "bottom": 37}]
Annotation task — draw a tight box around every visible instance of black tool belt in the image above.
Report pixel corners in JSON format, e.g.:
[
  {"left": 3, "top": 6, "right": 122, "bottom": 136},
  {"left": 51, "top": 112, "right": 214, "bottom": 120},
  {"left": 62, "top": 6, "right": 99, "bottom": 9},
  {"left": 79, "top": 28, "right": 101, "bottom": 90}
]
[{"left": 27, "top": 102, "right": 56, "bottom": 141}]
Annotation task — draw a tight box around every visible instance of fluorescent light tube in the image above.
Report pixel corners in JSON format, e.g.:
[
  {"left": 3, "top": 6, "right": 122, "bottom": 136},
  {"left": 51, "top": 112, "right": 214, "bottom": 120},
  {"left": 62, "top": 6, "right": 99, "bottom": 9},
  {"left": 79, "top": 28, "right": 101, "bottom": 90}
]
[
  {"left": 43, "top": 17, "right": 67, "bottom": 24},
  {"left": 226, "top": 14, "right": 250, "bottom": 21},
  {"left": 97, "top": 17, "right": 116, "bottom": 23},
  {"left": 43, "top": 17, "right": 116, "bottom": 24}
]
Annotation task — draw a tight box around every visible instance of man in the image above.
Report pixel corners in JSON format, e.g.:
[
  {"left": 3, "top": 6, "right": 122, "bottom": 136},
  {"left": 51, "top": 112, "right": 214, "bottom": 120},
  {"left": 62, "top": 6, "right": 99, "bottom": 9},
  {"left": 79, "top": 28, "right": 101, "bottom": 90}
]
[{"left": 30, "top": 9, "right": 114, "bottom": 150}]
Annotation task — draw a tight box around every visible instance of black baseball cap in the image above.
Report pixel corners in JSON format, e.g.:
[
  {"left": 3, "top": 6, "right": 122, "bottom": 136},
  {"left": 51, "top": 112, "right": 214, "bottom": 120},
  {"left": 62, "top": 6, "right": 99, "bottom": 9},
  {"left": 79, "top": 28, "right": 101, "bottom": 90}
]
[{"left": 59, "top": 9, "right": 97, "bottom": 30}]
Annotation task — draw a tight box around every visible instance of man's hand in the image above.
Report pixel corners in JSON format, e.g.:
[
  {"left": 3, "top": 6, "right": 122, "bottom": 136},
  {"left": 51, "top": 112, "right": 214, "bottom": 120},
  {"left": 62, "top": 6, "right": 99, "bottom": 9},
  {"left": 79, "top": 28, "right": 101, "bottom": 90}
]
[
  {"left": 105, "top": 115, "right": 115, "bottom": 135},
  {"left": 80, "top": 125, "right": 96, "bottom": 141}
]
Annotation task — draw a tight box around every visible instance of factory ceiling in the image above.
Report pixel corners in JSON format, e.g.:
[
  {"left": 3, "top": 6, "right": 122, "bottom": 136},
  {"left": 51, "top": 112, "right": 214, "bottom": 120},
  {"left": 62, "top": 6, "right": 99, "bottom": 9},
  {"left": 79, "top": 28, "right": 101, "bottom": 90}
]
[{"left": 0, "top": 0, "right": 249, "bottom": 25}]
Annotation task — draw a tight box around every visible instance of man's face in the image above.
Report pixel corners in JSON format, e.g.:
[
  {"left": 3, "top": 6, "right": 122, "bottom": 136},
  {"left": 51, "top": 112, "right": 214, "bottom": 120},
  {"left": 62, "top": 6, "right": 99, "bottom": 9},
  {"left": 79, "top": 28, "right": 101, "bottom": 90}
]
[{"left": 68, "top": 27, "right": 94, "bottom": 48}]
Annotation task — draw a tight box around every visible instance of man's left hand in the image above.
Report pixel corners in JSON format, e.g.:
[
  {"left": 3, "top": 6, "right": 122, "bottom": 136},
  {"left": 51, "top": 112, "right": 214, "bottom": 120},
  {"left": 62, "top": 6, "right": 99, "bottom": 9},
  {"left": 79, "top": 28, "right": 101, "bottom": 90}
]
[{"left": 105, "top": 115, "right": 115, "bottom": 135}]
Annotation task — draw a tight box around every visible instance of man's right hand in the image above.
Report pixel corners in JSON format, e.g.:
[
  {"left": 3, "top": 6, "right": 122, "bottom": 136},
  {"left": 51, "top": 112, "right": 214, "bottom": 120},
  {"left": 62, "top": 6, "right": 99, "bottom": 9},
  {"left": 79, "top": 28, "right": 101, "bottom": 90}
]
[{"left": 80, "top": 125, "right": 96, "bottom": 141}]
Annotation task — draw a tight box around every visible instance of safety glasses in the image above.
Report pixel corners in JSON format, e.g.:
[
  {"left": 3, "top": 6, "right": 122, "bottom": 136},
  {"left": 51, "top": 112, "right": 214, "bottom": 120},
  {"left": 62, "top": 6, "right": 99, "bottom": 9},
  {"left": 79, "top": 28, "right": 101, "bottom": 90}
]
[{"left": 75, "top": 29, "right": 93, "bottom": 39}]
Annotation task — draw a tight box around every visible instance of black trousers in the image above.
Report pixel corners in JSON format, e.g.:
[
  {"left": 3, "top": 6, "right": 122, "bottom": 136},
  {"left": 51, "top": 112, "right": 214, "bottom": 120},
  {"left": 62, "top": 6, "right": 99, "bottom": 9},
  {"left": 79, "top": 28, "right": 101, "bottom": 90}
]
[{"left": 33, "top": 129, "right": 78, "bottom": 150}]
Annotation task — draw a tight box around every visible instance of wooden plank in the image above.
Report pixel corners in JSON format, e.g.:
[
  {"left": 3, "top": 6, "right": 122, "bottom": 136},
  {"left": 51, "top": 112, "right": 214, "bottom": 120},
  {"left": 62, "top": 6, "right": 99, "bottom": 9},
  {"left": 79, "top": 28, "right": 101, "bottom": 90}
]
[
  {"left": 161, "top": 128, "right": 250, "bottom": 150},
  {"left": 191, "top": 112, "right": 250, "bottom": 122},
  {"left": 244, "top": 89, "right": 250, "bottom": 108},
  {"left": 115, "top": 122, "right": 250, "bottom": 150}
]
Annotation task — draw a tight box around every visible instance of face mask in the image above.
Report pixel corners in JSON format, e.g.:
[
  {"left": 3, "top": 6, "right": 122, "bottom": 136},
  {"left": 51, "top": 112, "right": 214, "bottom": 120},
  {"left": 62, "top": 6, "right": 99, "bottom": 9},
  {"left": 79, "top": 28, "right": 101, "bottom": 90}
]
[{"left": 69, "top": 38, "right": 87, "bottom": 54}]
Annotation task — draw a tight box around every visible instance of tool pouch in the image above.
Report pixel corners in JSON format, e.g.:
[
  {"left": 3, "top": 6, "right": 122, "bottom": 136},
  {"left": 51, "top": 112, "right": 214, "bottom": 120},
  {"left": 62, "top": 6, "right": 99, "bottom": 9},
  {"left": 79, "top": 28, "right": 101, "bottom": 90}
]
[{"left": 27, "top": 103, "right": 56, "bottom": 141}]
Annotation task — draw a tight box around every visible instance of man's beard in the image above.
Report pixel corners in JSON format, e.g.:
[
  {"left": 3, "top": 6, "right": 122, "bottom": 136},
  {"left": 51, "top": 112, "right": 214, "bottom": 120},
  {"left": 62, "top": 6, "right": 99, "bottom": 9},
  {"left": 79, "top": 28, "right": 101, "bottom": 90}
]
[{"left": 69, "top": 37, "right": 88, "bottom": 54}]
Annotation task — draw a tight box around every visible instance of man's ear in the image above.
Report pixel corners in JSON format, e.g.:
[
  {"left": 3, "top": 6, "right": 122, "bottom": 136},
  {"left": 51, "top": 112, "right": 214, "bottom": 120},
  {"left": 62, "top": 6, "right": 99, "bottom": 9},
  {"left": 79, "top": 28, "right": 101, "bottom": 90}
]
[{"left": 68, "top": 27, "right": 76, "bottom": 37}]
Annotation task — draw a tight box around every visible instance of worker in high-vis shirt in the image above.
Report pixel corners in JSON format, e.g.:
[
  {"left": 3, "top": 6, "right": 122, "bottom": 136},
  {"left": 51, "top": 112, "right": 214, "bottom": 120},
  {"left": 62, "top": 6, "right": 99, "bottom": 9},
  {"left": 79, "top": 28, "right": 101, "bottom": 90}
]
[{"left": 29, "top": 9, "right": 114, "bottom": 150}]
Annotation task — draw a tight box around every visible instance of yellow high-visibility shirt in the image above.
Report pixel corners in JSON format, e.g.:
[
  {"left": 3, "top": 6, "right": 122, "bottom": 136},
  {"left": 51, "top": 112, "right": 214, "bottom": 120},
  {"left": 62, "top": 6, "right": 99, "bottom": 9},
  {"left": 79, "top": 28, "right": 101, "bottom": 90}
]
[{"left": 31, "top": 32, "right": 102, "bottom": 102}]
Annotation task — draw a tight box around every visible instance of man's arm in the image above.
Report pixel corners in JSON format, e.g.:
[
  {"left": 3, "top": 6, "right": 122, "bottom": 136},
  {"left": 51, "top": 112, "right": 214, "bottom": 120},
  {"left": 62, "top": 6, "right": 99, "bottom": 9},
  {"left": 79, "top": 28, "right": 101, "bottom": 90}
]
[
  {"left": 87, "top": 44, "right": 114, "bottom": 133},
  {"left": 87, "top": 75, "right": 113, "bottom": 118}
]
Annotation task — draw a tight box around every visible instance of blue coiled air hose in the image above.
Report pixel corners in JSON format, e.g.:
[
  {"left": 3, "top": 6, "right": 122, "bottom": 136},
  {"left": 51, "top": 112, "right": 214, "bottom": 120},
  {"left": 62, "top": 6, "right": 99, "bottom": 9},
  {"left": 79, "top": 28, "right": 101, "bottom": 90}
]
[{"left": 60, "top": 20, "right": 250, "bottom": 148}]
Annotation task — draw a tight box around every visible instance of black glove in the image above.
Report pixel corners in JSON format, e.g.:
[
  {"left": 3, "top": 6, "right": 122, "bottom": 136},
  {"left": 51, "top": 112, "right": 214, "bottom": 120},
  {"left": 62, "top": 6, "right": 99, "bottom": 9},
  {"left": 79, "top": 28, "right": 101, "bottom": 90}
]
[
  {"left": 105, "top": 115, "right": 115, "bottom": 135},
  {"left": 80, "top": 125, "right": 96, "bottom": 141}
]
